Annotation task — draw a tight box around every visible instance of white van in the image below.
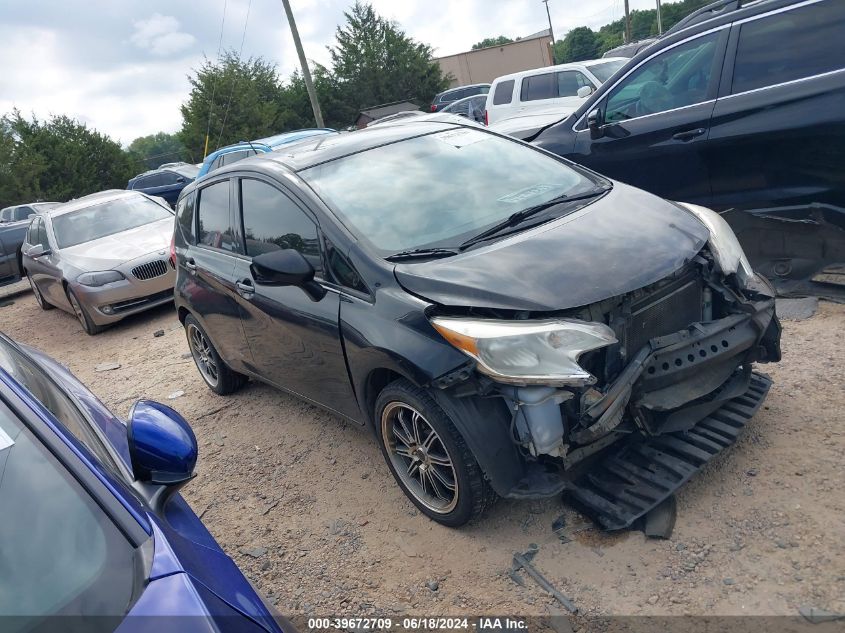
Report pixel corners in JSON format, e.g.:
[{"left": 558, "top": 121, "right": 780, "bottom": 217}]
[{"left": 485, "top": 58, "right": 627, "bottom": 125}]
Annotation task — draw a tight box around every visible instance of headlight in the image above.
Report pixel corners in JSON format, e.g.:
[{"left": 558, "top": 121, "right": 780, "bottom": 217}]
[
  {"left": 76, "top": 271, "right": 125, "bottom": 287},
  {"left": 430, "top": 317, "right": 617, "bottom": 386},
  {"left": 678, "top": 202, "right": 753, "bottom": 287}
]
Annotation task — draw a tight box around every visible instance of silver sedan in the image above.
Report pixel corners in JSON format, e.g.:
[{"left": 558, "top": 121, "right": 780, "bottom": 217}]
[{"left": 21, "top": 190, "right": 176, "bottom": 335}]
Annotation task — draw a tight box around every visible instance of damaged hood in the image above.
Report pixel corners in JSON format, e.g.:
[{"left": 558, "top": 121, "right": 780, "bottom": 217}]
[{"left": 394, "top": 182, "right": 709, "bottom": 312}]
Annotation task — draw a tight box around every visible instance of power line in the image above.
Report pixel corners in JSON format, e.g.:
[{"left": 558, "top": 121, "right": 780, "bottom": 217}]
[
  {"left": 215, "top": 0, "right": 253, "bottom": 150},
  {"left": 203, "top": 0, "right": 229, "bottom": 158}
]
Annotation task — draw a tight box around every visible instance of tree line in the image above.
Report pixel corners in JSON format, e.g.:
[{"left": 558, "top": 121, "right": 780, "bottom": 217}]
[{"left": 0, "top": 2, "right": 448, "bottom": 209}]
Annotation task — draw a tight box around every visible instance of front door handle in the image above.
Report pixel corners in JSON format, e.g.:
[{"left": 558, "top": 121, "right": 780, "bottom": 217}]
[
  {"left": 672, "top": 128, "right": 707, "bottom": 141},
  {"left": 236, "top": 280, "right": 254, "bottom": 295},
  {"left": 185, "top": 258, "right": 197, "bottom": 271}
]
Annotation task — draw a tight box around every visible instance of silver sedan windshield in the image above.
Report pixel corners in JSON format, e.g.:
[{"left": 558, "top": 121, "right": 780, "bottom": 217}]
[{"left": 52, "top": 198, "right": 173, "bottom": 249}]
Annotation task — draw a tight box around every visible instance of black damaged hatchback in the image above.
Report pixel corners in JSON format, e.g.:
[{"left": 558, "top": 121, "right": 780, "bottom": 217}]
[{"left": 173, "top": 120, "right": 781, "bottom": 528}]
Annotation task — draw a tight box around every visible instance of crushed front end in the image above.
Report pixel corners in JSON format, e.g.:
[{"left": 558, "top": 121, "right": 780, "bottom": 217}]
[{"left": 430, "top": 207, "right": 782, "bottom": 529}]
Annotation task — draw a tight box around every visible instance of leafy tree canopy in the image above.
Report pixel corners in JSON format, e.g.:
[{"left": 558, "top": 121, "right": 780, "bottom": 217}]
[
  {"left": 472, "top": 35, "right": 514, "bottom": 50},
  {"left": 127, "top": 132, "right": 188, "bottom": 172}
]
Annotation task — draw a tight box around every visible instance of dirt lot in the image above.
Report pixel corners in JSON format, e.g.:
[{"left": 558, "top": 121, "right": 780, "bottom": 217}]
[{"left": 1, "top": 282, "right": 843, "bottom": 621}]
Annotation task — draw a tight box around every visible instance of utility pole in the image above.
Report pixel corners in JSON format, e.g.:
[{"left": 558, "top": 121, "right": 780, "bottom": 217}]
[
  {"left": 624, "top": 0, "right": 631, "bottom": 43},
  {"left": 542, "top": 0, "right": 556, "bottom": 64},
  {"left": 656, "top": 0, "right": 663, "bottom": 34},
  {"left": 281, "top": 0, "right": 325, "bottom": 128}
]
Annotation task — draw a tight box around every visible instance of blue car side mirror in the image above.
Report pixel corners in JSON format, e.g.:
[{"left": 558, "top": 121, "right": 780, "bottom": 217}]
[{"left": 128, "top": 400, "right": 198, "bottom": 486}]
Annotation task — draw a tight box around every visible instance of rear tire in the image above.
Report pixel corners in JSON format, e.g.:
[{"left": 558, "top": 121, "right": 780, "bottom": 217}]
[
  {"left": 66, "top": 286, "right": 104, "bottom": 335},
  {"left": 184, "top": 314, "right": 247, "bottom": 395},
  {"left": 27, "top": 272, "right": 53, "bottom": 311},
  {"left": 375, "top": 379, "right": 495, "bottom": 527}
]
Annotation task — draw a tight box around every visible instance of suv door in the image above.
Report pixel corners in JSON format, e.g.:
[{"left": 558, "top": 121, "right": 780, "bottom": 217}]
[
  {"left": 184, "top": 178, "right": 252, "bottom": 368},
  {"left": 708, "top": 0, "right": 845, "bottom": 287},
  {"left": 569, "top": 28, "right": 729, "bottom": 206},
  {"left": 230, "top": 176, "right": 360, "bottom": 419}
]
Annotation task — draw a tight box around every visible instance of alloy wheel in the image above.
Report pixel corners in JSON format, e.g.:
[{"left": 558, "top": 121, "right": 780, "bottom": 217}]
[
  {"left": 381, "top": 402, "right": 458, "bottom": 514},
  {"left": 188, "top": 324, "right": 219, "bottom": 387}
]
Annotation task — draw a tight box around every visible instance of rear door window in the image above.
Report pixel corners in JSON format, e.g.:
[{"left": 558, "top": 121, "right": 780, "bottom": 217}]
[
  {"left": 492, "top": 80, "right": 515, "bottom": 105},
  {"left": 176, "top": 191, "right": 196, "bottom": 244},
  {"left": 197, "top": 180, "right": 239, "bottom": 252},
  {"left": 238, "top": 178, "right": 322, "bottom": 274},
  {"left": 731, "top": 0, "right": 845, "bottom": 94},
  {"left": 521, "top": 72, "right": 557, "bottom": 101}
]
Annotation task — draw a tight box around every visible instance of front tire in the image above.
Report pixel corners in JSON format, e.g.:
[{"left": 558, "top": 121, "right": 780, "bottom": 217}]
[
  {"left": 66, "top": 286, "right": 104, "bottom": 335},
  {"left": 184, "top": 314, "right": 247, "bottom": 395},
  {"left": 27, "top": 272, "right": 53, "bottom": 310},
  {"left": 375, "top": 379, "right": 494, "bottom": 527}
]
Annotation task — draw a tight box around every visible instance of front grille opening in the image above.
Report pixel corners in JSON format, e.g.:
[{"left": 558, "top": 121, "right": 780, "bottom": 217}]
[{"left": 131, "top": 259, "right": 168, "bottom": 281}]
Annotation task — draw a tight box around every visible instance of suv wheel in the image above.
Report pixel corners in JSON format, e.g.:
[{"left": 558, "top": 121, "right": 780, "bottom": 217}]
[
  {"left": 375, "top": 379, "right": 495, "bottom": 527},
  {"left": 184, "top": 314, "right": 247, "bottom": 395},
  {"left": 66, "top": 286, "right": 104, "bottom": 335},
  {"left": 27, "top": 273, "right": 53, "bottom": 310}
]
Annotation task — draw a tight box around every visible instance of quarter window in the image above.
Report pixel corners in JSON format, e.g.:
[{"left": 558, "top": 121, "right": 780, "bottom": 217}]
[
  {"left": 731, "top": 1, "right": 845, "bottom": 94},
  {"left": 239, "top": 179, "right": 322, "bottom": 274},
  {"left": 604, "top": 31, "right": 721, "bottom": 122},
  {"left": 197, "top": 180, "right": 239, "bottom": 252},
  {"left": 176, "top": 191, "right": 196, "bottom": 244},
  {"left": 492, "top": 80, "right": 515, "bottom": 105}
]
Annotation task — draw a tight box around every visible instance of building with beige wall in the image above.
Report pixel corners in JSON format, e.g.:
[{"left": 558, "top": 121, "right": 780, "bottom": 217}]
[{"left": 435, "top": 30, "right": 554, "bottom": 88}]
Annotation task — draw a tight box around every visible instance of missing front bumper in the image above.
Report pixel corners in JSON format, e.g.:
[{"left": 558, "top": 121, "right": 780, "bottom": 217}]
[{"left": 567, "top": 371, "right": 772, "bottom": 530}]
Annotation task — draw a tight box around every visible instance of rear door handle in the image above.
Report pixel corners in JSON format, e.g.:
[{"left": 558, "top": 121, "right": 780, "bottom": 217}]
[
  {"left": 672, "top": 128, "right": 707, "bottom": 141},
  {"left": 185, "top": 258, "right": 197, "bottom": 271},
  {"left": 236, "top": 280, "right": 254, "bottom": 295}
]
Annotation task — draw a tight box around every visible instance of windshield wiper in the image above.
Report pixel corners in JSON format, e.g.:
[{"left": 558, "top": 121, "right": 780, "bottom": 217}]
[
  {"left": 458, "top": 187, "right": 610, "bottom": 251},
  {"left": 385, "top": 247, "right": 459, "bottom": 261}
]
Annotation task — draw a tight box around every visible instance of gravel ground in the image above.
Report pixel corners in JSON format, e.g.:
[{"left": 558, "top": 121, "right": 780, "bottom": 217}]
[{"left": 1, "top": 282, "right": 843, "bottom": 621}]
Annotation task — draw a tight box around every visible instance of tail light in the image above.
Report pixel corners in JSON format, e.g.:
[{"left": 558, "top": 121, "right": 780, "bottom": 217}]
[
  {"left": 484, "top": 110, "right": 489, "bottom": 126},
  {"left": 169, "top": 232, "right": 176, "bottom": 268},
  {"left": 430, "top": 104, "right": 437, "bottom": 112}
]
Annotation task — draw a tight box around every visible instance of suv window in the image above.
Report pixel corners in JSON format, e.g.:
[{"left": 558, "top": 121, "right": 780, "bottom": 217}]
[
  {"left": 176, "top": 191, "right": 196, "bottom": 244},
  {"left": 521, "top": 71, "right": 591, "bottom": 102},
  {"left": 238, "top": 178, "right": 322, "bottom": 274},
  {"left": 0, "top": 403, "right": 135, "bottom": 627},
  {"left": 197, "top": 180, "right": 239, "bottom": 252},
  {"left": 222, "top": 149, "right": 256, "bottom": 166},
  {"left": 13, "top": 207, "right": 34, "bottom": 221},
  {"left": 731, "top": 1, "right": 845, "bottom": 94},
  {"left": 604, "top": 30, "right": 720, "bottom": 122},
  {"left": 492, "top": 80, "right": 515, "bottom": 105}
]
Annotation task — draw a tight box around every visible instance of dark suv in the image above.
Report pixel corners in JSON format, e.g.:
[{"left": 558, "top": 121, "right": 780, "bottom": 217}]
[
  {"left": 173, "top": 120, "right": 780, "bottom": 528},
  {"left": 127, "top": 164, "right": 199, "bottom": 207},
  {"left": 519, "top": 0, "right": 845, "bottom": 296},
  {"left": 430, "top": 84, "right": 490, "bottom": 112}
]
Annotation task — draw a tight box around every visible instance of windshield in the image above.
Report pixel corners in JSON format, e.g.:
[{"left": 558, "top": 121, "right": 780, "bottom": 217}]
[
  {"left": 587, "top": 59, "right": 627, "bottom": 83},
  {"left": 52, "top": 196, "right": 173, "bottom": 249},
  {"left": 301, "top": 129, "right": 600, "bottom": 254}
]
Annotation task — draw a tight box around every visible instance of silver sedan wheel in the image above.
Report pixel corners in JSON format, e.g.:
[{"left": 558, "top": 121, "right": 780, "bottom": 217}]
[
  {"left": 381, "top": 402, "right": 458, "bottom": 514},
  {"left": 188, "top": 324, "right": 219, "bottom": 387}
]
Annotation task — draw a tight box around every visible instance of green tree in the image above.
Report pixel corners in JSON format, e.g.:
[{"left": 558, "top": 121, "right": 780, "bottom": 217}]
[
  {"left": 327, "top": 2, "right": 450, "bottom": 115},
  {"left": 179, "top": 52, "right": 284, "bottom": 161},
  {"left": 126, "top": 132, "right": 188, "bottom": 172},
  {"left": 472, "top": 35, "right": 514, "bottom": 50},
  {"left": 555, "top": 27, "right": 600, "bottom": 63},
  {"left": 0, "top": 111, "right": 134, "bottom": 207}
]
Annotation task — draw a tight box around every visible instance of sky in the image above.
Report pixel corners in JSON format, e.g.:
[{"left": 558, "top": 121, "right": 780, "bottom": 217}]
[{"left": 0, "top": 0, "right": 666, "bottom": 145}]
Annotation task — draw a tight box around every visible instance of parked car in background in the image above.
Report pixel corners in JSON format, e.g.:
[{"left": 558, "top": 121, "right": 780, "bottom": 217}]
[
  {"left": 127, "top": 163, "right": 199, "bottom": 207},
  {"left": 21, "top": 190, "right": 176, "bottom": 335},
  {"left": 529, "top": 0, "right": 845, "bottom": 298},
  {"left": 440, "top": 94, "right": 487, "bottom": 124},
  {"left": 485, "top": 58, "right": 627, "bottom": 126},
  {"left": 0, "top": 202, "right": 60, "bottom": 288},
  {"left": 0, "top": 334, "right": 290, "bottom": 632},
  {"left": 430, "top": 84, "right": 490, "bottom": 112},
  {"left": 197, "top": 129, "right": 337, "bottom": 179},
  {"left": 172, "top": 119, "right": 780, "bottom": 528}
]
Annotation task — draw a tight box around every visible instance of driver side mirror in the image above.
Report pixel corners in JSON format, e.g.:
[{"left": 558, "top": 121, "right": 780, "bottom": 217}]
[
  {"left": 128, "top": 400, "right": 197, "bottom": 486},
  {"left": 577, "top": 85, "right": 594, "bottom": 99},
  {"left": 251, "top": 249, "right": 326, "bottom": 302},
  {"left": 26, "top": 244, "right": 50, "bottom": 258},
  {"left": 587, "top": 108, "right": 604, "bottom": 140}
]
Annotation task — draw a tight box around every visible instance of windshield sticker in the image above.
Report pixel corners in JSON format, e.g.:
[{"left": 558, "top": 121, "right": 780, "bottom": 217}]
[
  {"left": 497, "top": 184, "right": 558, "bottom": 204},
  {"left": 0, "top": 426, "right": 14, "bottom": 453},
  {"left": 433, "top": 128, "right": 487, "bottom": 148}
]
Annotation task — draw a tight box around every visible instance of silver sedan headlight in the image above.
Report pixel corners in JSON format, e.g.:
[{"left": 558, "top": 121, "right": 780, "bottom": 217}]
[
  {"left": 76, "top": 271, "right": 125, "bottom": 287},
  {"left": 430, "top": 317, "right": 617, "bottom": 386},
  {"left": 678, "top": 202, "right": 753, "bottom": 287}
]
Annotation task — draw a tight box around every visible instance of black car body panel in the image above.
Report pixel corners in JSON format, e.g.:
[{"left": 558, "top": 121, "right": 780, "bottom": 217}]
[
  {"left": 173, "top": 120, "right": 780, "bottom": 527},
  {"left": 395, "top": 183, "right": 708, "bottom": 311},
  {"left": 526, "top": 0, "right": 845, "bottom": 298}
]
